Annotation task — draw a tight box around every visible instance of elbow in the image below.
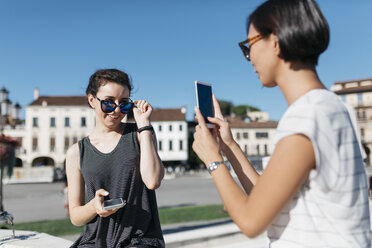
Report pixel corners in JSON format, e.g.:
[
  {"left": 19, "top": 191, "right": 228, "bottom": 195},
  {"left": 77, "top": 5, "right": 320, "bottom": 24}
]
[
  {"left": 70, "top": 217, "right": 85, "bottom": 227},
  {"left": 69, "top": 210, "right": 87, "bottom": 227},
  {"left": 145, "top": 180, "right": 161, "bottom": 190},
  {"left": 143, "top": 167, "right": 164, "bottom": 190},
  {"left": 237, "top": 220, "right": 265, "bottom": 239}
]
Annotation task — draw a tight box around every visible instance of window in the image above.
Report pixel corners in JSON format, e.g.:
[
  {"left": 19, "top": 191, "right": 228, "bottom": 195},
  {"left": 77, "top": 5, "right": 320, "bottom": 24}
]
[
  {"left": 32, "top": 137, "right": 38, "bottom": 151},
  {"left": 236, "top": 133, "right": 240, "bottom": 140},
  {"left": 50, "top": 117, "right": 56, "bottom": 127},
  {"left": 33, "top": 117, "right": 38, "bottom": 127},
  {"left": 65, "top": 117, "right": 70, "bottom": 127},
  {"left": 81, "top": 117, "right": 86, "bottom": 127},
  {"left": 72, "top": 136, "right": 78, "bottom": 144},
  {"left": 179, "top": 125, "right": 183, "bottom": 131},
  {"left": 256, "top": 132, "right": 268, "bottom": 138},
  {"left": 341, "top": 95, "right": 346, "bottom": 102},
  {"left": 158, "top": 140, "right": 163, "bottom": 151},
  {"left": 169, "top": 125, "right": 173, "bottom": 132},
  {"left": 264, "top": 144, "right": 268, "bottom": 155},
  {"left": 179, "top": 140, "right": 183, "bottom": 151},
  {"left": 243, "top": 132, "right": 248, "bottom": 139},
  {"left": 50, "top": 136, "right": 55, "bottom": 152},
  {"left": 256, "top": 144, "right": 260, "bottom": 155},
  {"left": 358, "top": 93, "right": 363, "bottom": 103},
  {"left": 169, "top": 140, "right": 173, "bottom": 151},
  {"left": 244, "top": 144, "right": 248, "bottom": 155},
  {"left": 158, "top": 125, "right": 162, "bottom": 132},
  {"left": 64, "top": 136, "right": 70, "bottom": 151},
  {"left": 361, "top": 128, "right": 365, "bottom": 137}
]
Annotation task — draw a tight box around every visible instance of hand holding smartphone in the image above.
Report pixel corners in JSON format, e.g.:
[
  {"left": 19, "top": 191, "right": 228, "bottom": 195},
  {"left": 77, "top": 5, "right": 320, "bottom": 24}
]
[
  {"left": 102, "top": 198, "right": 126, "bottom": 211},
  {"left": 195, "top": 81, "right": 214, "bottom": 128}
]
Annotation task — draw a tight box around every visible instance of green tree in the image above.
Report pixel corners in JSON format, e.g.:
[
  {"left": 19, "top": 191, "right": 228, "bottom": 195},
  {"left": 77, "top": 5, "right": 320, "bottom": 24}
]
[
  {"left": 218, "top": 100, "right": 233, "bottom": 116},
  {"left": 188, "top": 135, "right": 203, "bottom": 170},
  {"left": 232, "top": 105, "right": 261, "bottom": 117}
]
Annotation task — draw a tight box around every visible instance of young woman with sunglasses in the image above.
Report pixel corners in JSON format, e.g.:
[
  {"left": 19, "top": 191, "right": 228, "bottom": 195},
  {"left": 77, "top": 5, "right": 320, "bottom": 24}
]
[
  {"left": 66, "top": 69, "right": 165, "bottom": 248},
  {"left": 193, "top": 0, "right": 370, "bottom": 247}
]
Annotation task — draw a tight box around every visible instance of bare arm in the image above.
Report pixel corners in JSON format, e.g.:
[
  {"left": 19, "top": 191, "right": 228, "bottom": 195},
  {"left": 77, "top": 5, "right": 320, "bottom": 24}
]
[
  {"left": 134, "top": 100, "right": 165, "bottom": 190},
  {"left": 208, "top": 94, "right": 259, "bottom": 193},
  {"left": 222, "top": 141, "right": 259, "bottom": 194},
  {"left": 66, "top": 143, "right": 120, "bottom": 226},
  {"left": 137, "top": 128, "right": 165, "bottom": 190},
  {"left": 193, "top": 107, "right": 315, "bottom": 237}
]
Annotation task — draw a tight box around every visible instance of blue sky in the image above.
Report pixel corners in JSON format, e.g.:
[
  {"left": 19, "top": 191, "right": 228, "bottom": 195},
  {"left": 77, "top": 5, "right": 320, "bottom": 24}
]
[{"left": 1, "top": 0, "right": 371, "bottom": 121}]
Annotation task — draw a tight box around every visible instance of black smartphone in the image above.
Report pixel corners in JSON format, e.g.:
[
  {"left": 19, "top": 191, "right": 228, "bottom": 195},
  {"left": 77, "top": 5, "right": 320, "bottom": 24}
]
[
  {"left": 195, "top": 81, "right": 214, "bottom": 128},
  {"left": 102, "top": 198, "right": 126, "bottom": 211}
]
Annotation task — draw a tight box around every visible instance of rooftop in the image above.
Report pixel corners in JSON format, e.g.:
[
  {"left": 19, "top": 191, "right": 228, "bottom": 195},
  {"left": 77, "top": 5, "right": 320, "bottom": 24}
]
[
  {"left": 128, "top": 108, "right": 186, "bottom": 122},
  {"left": 29, "top": 96, "right": 88, "bottom": 106},
  {"left": 226, "top": 116, "right": 277, "bottom": 129},
  {"left": 332, "top": 78, "right": 372, "bottom": 95}
]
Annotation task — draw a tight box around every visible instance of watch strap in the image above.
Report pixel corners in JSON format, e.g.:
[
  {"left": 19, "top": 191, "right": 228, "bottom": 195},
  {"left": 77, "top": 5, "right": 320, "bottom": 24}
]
[
  {"left": 208, "top": 161, "right": 224, "bottom": 174},
  {"left": 137, "top": 125, "right": 154, "bottom": 133}
]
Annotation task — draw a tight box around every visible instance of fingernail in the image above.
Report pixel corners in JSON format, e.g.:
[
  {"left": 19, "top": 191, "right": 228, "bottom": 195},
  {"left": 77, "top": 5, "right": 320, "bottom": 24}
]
[{"left": 103, "top": 191, "right": 109, "bottom": 196}]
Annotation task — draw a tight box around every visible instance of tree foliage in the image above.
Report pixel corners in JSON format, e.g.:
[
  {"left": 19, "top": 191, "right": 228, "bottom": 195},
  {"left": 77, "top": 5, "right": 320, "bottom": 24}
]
[
  {"left": 232, "top": 105, "right": 261, "bottom": 117},
  {"left": 217, "top": 100, "right": 233, "bottom": 116}
]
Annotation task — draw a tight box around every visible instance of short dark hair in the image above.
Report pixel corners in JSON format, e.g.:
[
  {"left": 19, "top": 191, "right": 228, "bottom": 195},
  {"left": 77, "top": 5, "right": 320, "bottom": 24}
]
[
  {"left": 86, "top": 69, "right": 133, "bottom": 96},
  {"left": 248, "top": 0, "right": 329, "bottom": 65}
]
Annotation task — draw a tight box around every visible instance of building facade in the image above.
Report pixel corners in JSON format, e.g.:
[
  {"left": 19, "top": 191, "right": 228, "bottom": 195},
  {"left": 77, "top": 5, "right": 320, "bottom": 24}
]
[
  {"left": 226, "top": 113, "right": 278, "bottom": 171},
  {"left": 148, "top": 108, "right": 188, "bottom": 165},
  {"left": 331, "top": 78, "right": 372, "bottom": 165},
  {"left": 4, "top": 89, "right": 188, "bottom": 182}
]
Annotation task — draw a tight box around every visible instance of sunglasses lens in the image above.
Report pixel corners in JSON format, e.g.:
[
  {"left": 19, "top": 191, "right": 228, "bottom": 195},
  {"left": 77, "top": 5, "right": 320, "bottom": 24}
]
[
  {"left": 120, "top": 102, "right": 133, "bottom": 114},
  {"left": 242, "top": 46, "right": 250, "bottom": 61},
  {"left": 101, "top": 100, "right": 116, "bottom": 113}
]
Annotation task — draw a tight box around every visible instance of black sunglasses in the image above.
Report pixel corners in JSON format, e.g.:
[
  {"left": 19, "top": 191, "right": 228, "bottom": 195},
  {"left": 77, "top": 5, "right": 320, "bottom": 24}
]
[{"left": 95, "top": 96, "right": 134, "bottom": 114}]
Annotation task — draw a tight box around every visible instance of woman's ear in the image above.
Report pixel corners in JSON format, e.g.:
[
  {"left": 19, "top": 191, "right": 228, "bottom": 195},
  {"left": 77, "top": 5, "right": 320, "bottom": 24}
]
[
  {"left": 272, "top": 34, "right": 281, "bottom": 57},
  {"left": 88, "top": 94, "right": 95, "bottom": 109}
]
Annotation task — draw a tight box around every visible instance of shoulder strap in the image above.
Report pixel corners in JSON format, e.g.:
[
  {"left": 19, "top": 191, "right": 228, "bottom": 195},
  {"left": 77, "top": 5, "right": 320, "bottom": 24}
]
[{"left": 78, "top": 138, "right": 86, "bottom": 170}]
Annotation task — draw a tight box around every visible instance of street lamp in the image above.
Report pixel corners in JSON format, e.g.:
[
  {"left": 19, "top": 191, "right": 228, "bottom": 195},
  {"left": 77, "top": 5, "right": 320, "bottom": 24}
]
[{"left": 0, "top": 87, "right": 10, "bottom": 134}]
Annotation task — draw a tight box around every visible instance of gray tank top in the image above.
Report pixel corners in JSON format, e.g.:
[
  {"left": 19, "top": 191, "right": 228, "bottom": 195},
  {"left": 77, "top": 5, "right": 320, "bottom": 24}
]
[{"left": 70, "top": 123, "right": 164, "bottom": 248}]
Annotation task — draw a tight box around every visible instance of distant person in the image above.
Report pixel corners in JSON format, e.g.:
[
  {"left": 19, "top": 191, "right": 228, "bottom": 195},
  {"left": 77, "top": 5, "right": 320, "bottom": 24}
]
[
  {"left": 66, "top": 69, "right": 165, "bottom": 248},
  {"left": 192, "top": 0, "right": 371, "bottom": 247}
]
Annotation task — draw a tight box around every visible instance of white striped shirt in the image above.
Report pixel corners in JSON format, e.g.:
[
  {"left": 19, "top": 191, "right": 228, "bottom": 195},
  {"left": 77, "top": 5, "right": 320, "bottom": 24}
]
[{"left": 267, "top": 89, "right": 371, "bottom": 248}]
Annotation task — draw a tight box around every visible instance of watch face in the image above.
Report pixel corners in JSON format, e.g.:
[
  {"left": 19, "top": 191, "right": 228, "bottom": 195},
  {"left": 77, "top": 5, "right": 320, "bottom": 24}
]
[{"left": 208, "top": 161, "right": 223, "bottom": 174}]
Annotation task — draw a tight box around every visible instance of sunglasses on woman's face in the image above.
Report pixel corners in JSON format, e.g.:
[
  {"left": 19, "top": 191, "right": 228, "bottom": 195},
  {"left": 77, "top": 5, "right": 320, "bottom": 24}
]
[
  {"left": 94, "top": 96, "right": 134, "bottom": 114},
  {"left": 238, "top": 34, "right": 263, "bottom": 61}
]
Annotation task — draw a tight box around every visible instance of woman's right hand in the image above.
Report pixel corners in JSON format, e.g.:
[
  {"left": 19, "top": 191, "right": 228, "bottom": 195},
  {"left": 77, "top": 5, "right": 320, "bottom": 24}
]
[
  {"left": 93, "top": 189, "right": 120, "bottom": 218},
  {"left": 208, "top": 94, "right": 235, "bottom": 151}
]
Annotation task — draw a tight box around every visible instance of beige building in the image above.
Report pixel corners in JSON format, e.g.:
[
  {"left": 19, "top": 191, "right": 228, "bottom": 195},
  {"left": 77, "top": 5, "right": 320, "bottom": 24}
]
[
  {"left": 331, "top": 78, "right": 372, "bottom": 165},
  {"left": 225, "top": 112, "right": 278, "bottom": 171},
  {"left": 3, "top": 89, "right": 188, "bottom": 182},
  {"left": 144, "top": 108, "right": 188, "bottom": 164}
]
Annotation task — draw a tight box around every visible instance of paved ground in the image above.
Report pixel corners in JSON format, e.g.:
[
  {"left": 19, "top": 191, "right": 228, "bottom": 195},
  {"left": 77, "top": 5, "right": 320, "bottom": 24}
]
[
  {"left": 3, "top": 168, "right": 372, "bottom": 247},
  {"left": 2, "top": 170, "right": 221, "bottom": 223}
]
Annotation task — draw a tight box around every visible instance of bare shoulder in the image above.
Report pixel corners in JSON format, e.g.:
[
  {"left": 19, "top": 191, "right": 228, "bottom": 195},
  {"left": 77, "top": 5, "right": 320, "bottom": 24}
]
[{"left": 66, "top": 143, "right": 80, "bottom": 170}]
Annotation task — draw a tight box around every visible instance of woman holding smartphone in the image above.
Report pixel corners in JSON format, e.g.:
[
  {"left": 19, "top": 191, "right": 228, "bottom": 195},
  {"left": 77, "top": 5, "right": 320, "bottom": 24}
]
[
  {"left": 66, "top": 69, "right": 165, "bottom": 248},
  {"left": 192, "top": 0, "right": 370, "bottom": 247}
]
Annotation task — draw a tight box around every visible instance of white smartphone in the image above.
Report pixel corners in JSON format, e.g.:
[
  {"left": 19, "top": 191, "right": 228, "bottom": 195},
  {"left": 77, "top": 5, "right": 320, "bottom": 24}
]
[
  {"left": 195, "top": 81, "right": 215, "bottom": 128},
  {"left": 102, "top": 198, "right": 126, "bottom": 211}
]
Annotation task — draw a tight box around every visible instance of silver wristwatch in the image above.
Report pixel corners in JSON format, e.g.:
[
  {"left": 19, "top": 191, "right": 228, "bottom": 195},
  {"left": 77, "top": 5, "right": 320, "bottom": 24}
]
[{"left": 208, "top": 161, "right": 224, "bottom": 175}]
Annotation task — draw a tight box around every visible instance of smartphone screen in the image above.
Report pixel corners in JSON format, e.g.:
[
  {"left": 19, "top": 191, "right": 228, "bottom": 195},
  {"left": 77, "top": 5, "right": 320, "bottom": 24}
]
[{"left": 195, "top": 81, "right": 214, "bottom": 127}]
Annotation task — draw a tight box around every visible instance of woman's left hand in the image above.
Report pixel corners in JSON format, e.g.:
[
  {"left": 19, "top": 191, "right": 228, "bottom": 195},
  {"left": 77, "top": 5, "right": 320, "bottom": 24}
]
[
  {"left": 133, "top": 100, "right": 152, "bottom": 127},
  {"left": 192, "top": 107, "right": 223, "bottom": 167}
]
